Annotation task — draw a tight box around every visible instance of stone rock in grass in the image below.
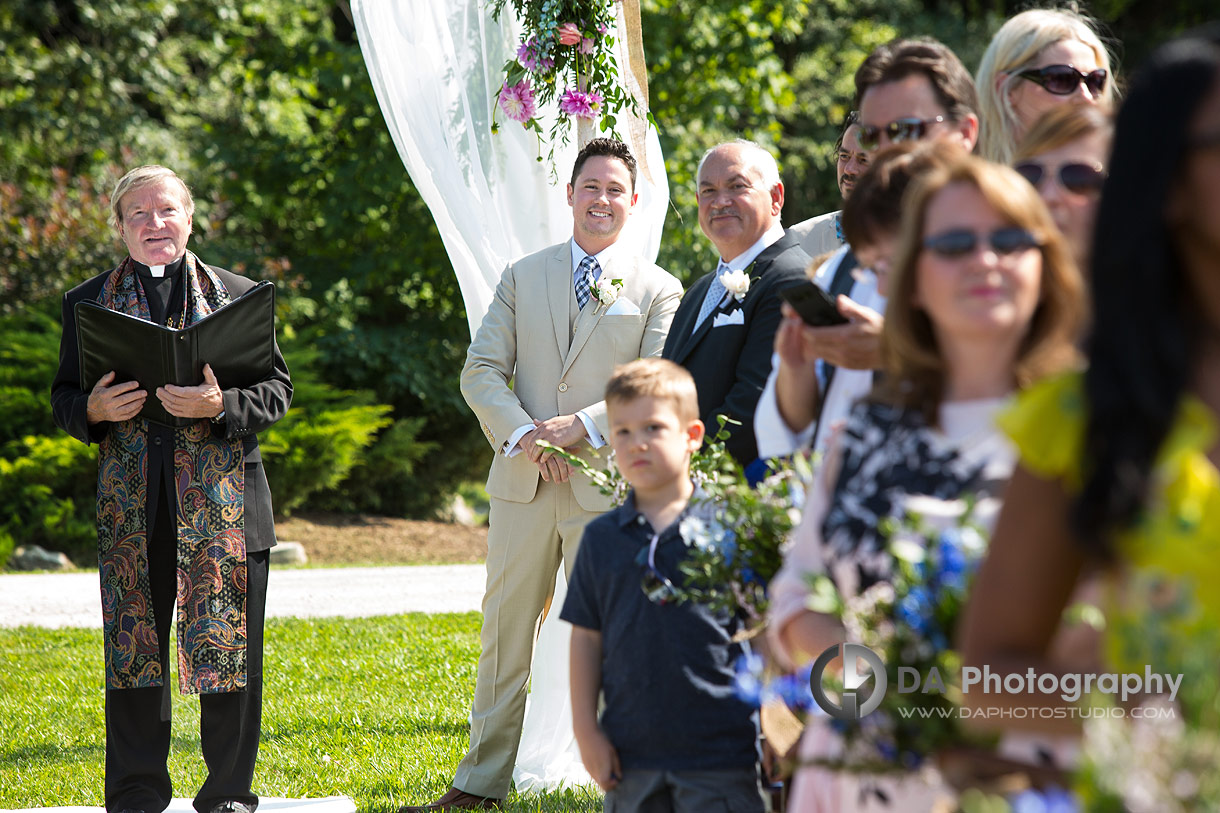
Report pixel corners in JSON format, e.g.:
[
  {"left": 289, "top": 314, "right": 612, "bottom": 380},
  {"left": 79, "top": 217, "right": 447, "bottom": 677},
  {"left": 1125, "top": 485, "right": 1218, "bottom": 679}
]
[
  {"left": 270, "top": 540, "right": 308, "bottom": 566},
  {"left": 10, "top": 544, "right": 74, "bottom": 572}
]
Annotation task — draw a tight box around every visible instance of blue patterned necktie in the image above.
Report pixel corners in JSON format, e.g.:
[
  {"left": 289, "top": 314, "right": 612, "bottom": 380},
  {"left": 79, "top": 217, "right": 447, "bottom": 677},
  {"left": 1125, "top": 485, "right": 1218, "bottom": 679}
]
[
  {"left": 692, "top": 261, "right": 730, "bottom": 333},
  {"left": 575, "top": 255, "right": 600, "bottom": 309}
]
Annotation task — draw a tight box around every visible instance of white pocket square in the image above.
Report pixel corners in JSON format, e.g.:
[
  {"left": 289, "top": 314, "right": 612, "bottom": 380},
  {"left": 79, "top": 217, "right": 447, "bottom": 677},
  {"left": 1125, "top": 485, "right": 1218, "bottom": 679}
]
[
  {"left": 712, "top": 309, "right": 745, "bottom": 327},
  {"left": 604, "top": 297, "right": 641, "bottom": 316}
]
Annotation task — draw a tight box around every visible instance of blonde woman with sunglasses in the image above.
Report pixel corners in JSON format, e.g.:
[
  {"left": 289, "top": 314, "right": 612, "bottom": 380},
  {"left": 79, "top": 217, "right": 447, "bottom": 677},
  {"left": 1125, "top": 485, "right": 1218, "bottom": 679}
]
[{"left": 975, "top": 9, "right": 1118, "bottom": 164}]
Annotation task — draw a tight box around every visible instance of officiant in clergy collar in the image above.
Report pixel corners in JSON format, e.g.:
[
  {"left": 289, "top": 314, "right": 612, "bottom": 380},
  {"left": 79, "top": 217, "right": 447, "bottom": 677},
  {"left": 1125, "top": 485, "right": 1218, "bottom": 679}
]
[
  {"left": 413, "top": 139, "right": 682, "bottom": 811},
  {"left": 50, "top": 164, "right": 292, "bottom": 813},
  {"left": 661, "top": 139, "right": 810, "bottom": 472}
]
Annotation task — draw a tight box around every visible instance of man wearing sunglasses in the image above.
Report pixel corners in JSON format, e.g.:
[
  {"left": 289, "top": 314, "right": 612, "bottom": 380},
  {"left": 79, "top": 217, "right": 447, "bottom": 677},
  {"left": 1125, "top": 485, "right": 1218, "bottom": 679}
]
[{"left": 757, "top": 39, "right": 978, "bottom": 461}]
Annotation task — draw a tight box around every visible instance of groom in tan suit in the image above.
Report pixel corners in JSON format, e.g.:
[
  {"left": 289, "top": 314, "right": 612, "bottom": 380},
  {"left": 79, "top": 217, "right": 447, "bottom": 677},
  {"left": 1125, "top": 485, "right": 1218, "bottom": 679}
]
[{"left": 403, "top": 138, "right": 682, "bottom": 811}]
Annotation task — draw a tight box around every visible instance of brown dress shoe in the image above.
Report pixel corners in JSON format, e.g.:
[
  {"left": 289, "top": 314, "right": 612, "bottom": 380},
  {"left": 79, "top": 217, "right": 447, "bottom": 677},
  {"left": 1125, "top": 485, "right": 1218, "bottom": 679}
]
[{"left": 398, "top": 786, "right": 502, "bottom": 812}]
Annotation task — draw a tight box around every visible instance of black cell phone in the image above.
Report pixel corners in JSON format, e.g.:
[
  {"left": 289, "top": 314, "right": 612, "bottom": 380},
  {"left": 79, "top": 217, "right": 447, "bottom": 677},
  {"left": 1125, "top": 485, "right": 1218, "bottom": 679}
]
[{"left": 779, "top": 280, "right": 849, "bottom": 327}]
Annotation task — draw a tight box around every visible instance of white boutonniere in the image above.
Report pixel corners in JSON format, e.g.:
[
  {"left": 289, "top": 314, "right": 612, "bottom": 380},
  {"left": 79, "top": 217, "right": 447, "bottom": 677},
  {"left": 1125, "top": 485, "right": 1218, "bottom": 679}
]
[
  {"left": 594, "top": 277, "right": 624, "bottom": 312},
  {"left": 719, "top": 268, "right": 751, "bottom": 302}
]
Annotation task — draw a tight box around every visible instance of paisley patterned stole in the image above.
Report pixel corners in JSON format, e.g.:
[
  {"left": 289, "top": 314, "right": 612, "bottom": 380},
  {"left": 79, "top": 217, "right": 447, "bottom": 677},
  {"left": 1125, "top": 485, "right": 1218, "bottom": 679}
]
[{"left": 96, "top": 252, "right": 248, "bottom": 694}]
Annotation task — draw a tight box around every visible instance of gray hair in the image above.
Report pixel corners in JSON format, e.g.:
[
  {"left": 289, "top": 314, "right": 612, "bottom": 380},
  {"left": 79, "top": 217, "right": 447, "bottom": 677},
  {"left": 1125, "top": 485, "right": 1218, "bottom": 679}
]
[
  {"left": 696, "top": 139, "right": 782, "bottom": 192},
  {"left": 109, "top": 165, "right": 195, "bottom": 230}
]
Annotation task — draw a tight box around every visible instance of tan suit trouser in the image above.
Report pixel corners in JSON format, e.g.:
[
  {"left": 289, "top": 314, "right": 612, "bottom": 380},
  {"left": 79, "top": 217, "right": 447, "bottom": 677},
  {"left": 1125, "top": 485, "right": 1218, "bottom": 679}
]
[{"left": 454, "top": 478, "right": 601, "bottom": 798}]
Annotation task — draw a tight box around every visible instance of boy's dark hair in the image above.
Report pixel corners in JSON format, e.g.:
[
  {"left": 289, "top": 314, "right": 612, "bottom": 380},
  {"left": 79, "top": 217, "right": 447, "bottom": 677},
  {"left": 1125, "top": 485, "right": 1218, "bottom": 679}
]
[
  {"left": 854, "top": 38, "right": 979, "bottom": 124},
  {"left": 571, "top": 138, "right": 638, "bottom": 191},
  {"left": 605, "top": 358, "right": 699, "bottom": 424}
]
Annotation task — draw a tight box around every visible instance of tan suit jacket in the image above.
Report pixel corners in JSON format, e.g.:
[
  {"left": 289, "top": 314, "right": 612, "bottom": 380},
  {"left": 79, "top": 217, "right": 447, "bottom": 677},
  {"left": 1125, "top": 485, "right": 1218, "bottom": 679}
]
[
  {"left": 461, "top": 241, "right": 683, "bottom": 512},
  {"left": 788, "top": 210, "right": 844, "bottom": 266}
]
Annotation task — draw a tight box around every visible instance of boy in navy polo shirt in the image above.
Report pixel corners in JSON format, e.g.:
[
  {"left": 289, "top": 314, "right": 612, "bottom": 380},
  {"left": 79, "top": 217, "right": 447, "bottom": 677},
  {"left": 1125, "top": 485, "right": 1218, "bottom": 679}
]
[{"left": 561, "top": 358, "right": 764, "bottom": 812}]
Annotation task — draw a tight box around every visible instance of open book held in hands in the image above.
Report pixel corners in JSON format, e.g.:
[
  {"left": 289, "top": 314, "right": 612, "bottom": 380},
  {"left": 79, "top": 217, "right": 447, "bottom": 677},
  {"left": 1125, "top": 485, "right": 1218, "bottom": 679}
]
[{"left": 75, "top": 281, "right": 276, "bottom": 428}]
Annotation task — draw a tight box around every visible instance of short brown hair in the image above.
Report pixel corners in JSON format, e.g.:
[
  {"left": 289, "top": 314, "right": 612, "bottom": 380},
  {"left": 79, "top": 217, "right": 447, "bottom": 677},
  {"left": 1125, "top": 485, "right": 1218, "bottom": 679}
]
[
  {"left": 855, "top": 38, "right": 979, "bottom": 124},
  {"left": 877, "top": 155, "right": 1084, "bottom": 423},
  {"left": 571, "top": 138, "right": 638, "bottom": 191},
  {"left": 110, "top": 165, "right": 194, "bottom": 231},
  {"left": 840, "top": 140, "right": 965, "bottom": 251},
  {"left": 605, "top": 358, "right": 699, "bottom": 424}
]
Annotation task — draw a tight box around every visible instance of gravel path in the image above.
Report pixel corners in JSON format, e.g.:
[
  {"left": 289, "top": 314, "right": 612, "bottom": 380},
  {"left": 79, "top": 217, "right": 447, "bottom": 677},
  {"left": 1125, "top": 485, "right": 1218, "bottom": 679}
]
[{"left": 0, "top": 564, "right": 486, "bottom": 629}]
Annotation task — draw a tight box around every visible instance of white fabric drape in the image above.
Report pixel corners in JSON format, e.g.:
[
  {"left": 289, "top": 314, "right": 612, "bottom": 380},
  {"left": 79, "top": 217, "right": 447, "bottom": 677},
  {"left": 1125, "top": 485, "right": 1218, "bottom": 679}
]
[
  {"left": 351, "top": 0, "right": 668, "bottom": 338},
  {"left": 351, "top": 0, "right": 669, "bottom": 793}
]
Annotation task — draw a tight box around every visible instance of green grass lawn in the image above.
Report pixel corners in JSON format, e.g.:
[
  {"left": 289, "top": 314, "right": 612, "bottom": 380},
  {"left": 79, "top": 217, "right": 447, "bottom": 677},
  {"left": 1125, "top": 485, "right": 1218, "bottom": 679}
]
[{"left": 0, "top": 614, "right": 601, "bottom": 812}]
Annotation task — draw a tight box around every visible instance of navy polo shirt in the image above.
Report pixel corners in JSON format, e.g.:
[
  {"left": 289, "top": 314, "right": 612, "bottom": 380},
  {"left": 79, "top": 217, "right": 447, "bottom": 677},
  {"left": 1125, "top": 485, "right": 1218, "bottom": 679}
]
[{"left": 560, "top": 489, "right": 759, "bottom": 771}]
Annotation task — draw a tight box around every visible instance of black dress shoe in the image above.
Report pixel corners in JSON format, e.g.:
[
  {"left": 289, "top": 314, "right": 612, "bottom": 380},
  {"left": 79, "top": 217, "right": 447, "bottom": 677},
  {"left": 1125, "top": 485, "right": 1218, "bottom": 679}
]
[
  {"left": 114, "top": 809, "right": 147, "bottom": 813},
  {"left": 208, "top": 803, "right": 254, "bottom": 813}
]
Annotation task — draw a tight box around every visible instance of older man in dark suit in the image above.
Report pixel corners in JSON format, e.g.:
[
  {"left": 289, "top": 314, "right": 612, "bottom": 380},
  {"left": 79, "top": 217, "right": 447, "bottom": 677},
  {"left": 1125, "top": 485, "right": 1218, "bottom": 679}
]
[
  {"left": 662, "top": 140, "right": 810, "bottom": 470},
  {"left": 50, "top": 165, "right": 291, "bottom": 813}
]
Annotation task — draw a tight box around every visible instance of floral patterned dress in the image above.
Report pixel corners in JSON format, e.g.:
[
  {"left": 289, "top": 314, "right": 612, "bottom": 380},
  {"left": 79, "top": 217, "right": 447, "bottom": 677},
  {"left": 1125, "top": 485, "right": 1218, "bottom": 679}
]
[{"left": 769, "top": 396, "right": 1015, "bottom": 812}]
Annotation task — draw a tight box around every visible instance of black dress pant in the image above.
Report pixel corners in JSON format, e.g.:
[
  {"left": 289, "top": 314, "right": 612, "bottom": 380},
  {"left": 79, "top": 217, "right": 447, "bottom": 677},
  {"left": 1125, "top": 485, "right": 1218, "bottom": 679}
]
[{"left": 104, "top": 486, "right": 268, "bottom": 813}]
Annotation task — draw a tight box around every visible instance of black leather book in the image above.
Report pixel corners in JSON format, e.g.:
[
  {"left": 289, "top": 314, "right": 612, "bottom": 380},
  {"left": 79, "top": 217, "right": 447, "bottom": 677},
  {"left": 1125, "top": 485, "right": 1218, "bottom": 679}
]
[{"left": 75, "top": 281, "right": 276, "bottom": 428}]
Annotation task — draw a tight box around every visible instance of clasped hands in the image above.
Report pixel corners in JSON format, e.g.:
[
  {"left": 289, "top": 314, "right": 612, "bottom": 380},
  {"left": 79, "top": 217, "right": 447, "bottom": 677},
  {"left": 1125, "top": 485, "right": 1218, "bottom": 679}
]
[
  {"left": 518, "top": 414, "right": 587, "bottom": 483},
  {"left": 86, "top": 363, "right": 225, "bottom": 425},
  {"left": 773, "top": 297, "right": 884, "bottom": 431}
]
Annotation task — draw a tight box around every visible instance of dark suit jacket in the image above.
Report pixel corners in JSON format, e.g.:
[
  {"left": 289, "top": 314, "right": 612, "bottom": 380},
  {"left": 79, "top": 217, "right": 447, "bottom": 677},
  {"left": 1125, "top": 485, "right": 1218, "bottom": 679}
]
[
  {"left": 50, "top": 263, "right": 292, "bottom": 552},
  {"left": 662, "top": 232, "right": 810, "bottom": 465}
]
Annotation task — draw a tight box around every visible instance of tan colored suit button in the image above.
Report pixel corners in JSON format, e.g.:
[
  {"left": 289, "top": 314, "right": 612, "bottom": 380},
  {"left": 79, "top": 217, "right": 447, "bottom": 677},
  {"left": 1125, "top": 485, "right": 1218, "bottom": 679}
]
[{"left": 558, "top": 382, "right": 568, "bottom": 392}]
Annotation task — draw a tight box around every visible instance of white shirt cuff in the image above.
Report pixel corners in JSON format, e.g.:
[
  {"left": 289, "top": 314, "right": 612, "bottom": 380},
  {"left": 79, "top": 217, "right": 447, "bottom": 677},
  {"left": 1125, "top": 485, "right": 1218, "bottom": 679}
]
[
  {"left": 754, "top": 359, "right": 815, "bottom": 459},
  {"left": 576, "top": 410, "right": 604, "bottom": 449},
  {"left": 503, "top": 423, "right": 535, "bottom": 458}
]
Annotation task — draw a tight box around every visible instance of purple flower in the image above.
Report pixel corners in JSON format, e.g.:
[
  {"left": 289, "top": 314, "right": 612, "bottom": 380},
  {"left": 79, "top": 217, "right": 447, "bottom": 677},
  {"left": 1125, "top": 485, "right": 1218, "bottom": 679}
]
[
  {"left": 559, "top": 88, "right": 603, "bottom": 119},
  {"left": 498, "top": 80, "right": 537, "bottom": 124},
  {"left": 516, "top": 36, "right": 554, "bottom": 73},
  {"left": 579, "top": 36, "right": 595, "bottom": 55}
]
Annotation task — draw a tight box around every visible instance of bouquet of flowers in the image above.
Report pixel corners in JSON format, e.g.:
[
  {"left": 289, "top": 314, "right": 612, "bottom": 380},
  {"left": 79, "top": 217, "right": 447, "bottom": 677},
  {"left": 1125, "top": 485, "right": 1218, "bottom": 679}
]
[
  {"left": 804, "top": 496, "right": 999, "bottom": 773},
  {"left": 538, "top": 417, "right": 810, "bottom": 622},
  {"left": 489, "top": 0, "right": 644, "bottom": 162}
]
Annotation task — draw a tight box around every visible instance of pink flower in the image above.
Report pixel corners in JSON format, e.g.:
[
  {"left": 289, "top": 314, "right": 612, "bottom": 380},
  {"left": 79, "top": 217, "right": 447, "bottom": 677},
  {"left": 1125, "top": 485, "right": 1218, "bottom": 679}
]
[
  {"left": 499, "top": 80, "right": 537, "bottom": 123},
  {"left": 579, "top": 37, "right": 595, "bottom": 55},
  {"left": 557, "top": 23, "right": 582, "bottom": 46},
  {"left": 559, "top": 88, "right": 603, "bottom": 119}
]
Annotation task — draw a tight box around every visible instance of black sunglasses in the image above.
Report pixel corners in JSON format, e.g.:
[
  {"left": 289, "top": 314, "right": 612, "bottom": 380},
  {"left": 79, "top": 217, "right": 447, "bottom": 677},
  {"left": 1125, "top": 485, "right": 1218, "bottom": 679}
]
[
  {"left": 1017, "top": 64, "right": 1107, "bottom": 97},
  {"left": 1014, "top": 161, "right": 1106, "bottom": 195},
  {"left": 858, "top": 116, "right": 946, "bottom": 152},
  {"left": 923, "top": 227, "right": 1041, "bottom": 258},
  {"left": 637, "top": 533, "right": 680, "bottom": 605}
]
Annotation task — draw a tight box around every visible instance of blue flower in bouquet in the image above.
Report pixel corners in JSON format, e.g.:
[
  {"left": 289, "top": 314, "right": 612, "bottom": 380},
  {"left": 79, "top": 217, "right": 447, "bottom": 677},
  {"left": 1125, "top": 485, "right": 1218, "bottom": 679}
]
[
  {"left": 772, "top": 668, "right": 816, "bottom": 712},
  {"left": 718, "top": 527, "right": 738, "bottom": 565},
  {"left": 934, "top": 528, "right": 969, "bottom": 591},
  {"left": 896, "top": 586, "right": 935, "bottom": 636},
  {"left": 732, "top": 652, "right": 765, "bottom": 706},
  {"left": 1010, "top": 787, "right": 1078, "bottom": 813}
]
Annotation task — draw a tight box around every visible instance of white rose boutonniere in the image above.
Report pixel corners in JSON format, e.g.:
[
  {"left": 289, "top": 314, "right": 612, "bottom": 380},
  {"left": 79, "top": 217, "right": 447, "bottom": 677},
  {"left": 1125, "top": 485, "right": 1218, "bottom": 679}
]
[
  {"left": 594, "top": 277, "right": 624, "bottom": 312},
  {"left": 719, "top": 268, "right": 751, "bottom": 302}
]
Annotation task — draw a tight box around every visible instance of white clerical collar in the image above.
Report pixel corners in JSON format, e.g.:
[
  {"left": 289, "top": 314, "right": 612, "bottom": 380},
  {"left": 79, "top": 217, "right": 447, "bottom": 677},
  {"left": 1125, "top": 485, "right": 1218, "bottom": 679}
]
[
  {"left": 721, "top": 221, "right": 785, "bottom": 272},
  {"left": 570, "top": 237, "right": 619, "bottom": 276},
  {"left": 135, "top": 255, "right": 185, "bottom": 278}
]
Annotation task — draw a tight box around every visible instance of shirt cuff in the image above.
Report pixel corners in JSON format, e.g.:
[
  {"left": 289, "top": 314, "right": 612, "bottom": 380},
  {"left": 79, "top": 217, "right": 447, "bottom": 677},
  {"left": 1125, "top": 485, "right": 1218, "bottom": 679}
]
[
  {"left": 503, "top": 423, "right": 535, "bottom": 458},
  {"left": 576, "top": 410, "right": 603, "bottom": 449},
  {"left": 755, "top": 361, "right": 815, "bottom": 459}
]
